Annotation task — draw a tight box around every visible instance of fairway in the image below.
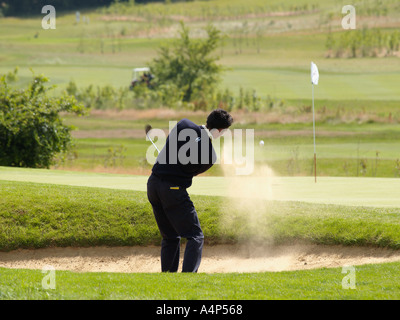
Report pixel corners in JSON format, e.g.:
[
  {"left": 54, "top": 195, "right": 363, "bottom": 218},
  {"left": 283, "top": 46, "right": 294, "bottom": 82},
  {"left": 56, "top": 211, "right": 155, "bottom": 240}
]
[
  {"left": 223, "top": 66, "right": 400, "bottom": 101},
  {"left": 1, "top": 166, "right": 400, "bottom": 207}
]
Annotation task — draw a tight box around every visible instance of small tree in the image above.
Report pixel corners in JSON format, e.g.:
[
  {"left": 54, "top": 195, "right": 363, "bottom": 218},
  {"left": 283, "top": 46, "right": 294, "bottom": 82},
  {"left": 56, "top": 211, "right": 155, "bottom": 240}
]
[
  {"left": 0, "top": 71, "right": 86, "bottom": 168},
  {"left": 149, "top": 22, "right": 224, "bottom": 105}
]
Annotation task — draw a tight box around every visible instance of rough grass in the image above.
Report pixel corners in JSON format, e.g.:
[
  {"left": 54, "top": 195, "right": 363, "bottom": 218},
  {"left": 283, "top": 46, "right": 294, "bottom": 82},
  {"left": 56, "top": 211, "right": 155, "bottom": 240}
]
[
  {"left": 0, "top": 180, "right": 160, "bottom": 250},
  {"left": 1, "top": 180, "right": 400, "bottom": 251}
]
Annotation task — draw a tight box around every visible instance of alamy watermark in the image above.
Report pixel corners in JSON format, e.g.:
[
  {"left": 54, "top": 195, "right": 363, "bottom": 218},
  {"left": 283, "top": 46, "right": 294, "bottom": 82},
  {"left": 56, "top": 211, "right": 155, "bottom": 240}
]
[
  {"left": 41, "top": 265, "right": 56, "bottom": 290},
  {"left": 41, "top": 5, "right": 56, "bottom": 30},
  {"left": 342, "top": 5, "right": 356, "bottom": 30},
  {"left": 342, "top": 265, "right": 356, "bottom": 289},
  {"left": 146, "top": 122, "right": 255, "bottom": 175}
]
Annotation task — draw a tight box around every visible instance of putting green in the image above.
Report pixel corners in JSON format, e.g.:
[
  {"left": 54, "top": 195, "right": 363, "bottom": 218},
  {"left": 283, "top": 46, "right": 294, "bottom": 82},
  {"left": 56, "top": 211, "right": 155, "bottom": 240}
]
[{"left": 1, "top": 166, "right": 399, "bottom": 208}]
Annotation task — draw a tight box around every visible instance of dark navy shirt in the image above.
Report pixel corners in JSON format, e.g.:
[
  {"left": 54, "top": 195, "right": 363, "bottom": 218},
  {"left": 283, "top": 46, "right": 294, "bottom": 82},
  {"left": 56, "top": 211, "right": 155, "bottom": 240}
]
[{"left": 152, "top": 119, "right": 217, "bottom": 188}]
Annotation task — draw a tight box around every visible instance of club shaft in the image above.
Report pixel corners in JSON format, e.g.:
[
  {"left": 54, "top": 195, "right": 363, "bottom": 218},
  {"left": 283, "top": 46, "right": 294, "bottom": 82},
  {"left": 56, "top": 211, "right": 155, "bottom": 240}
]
[{"left": 147, "top": 134, "right": 160, "bottom": 153}]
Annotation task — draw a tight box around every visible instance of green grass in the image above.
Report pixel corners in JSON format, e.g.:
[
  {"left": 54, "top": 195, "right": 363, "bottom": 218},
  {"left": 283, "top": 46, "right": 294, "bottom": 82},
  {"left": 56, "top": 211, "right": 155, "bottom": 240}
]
[
  {"left": 1, "top": 176, "right": 400, "bottom": 300},
  {"left": 65, "top": 137, "right": 153, "bottom": 171},
  {"left": 1, "top": 178, "right": 400, "bottom": 251},
  {"left": 0, "top": 180, "right": 160, "bottom": 250},
  {"left": 2, "top": 261, "right": 400, "bottom": 299}
]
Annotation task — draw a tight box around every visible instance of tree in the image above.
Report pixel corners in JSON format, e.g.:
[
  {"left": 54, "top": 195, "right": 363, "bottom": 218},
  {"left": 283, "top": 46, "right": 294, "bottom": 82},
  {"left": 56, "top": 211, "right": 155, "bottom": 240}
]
[
  {"left": 149, "top": 22, "right": 224, "bottom": 104},
  {"left": 0, "top": 71, "right": 86, "bottom": 168}
]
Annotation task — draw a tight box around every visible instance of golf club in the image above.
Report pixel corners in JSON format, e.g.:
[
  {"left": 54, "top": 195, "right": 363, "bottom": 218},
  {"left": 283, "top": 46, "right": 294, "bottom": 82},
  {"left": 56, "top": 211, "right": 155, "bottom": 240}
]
[{"left": 145, "top": 124, "right": 160, "bottom": 153}]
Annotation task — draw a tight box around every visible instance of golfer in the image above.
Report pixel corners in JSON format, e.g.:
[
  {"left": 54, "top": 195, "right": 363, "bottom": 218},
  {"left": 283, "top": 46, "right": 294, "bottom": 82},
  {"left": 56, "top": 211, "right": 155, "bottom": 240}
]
[{"left": 147, "top": 109, "right": 233, "bottom": 272}]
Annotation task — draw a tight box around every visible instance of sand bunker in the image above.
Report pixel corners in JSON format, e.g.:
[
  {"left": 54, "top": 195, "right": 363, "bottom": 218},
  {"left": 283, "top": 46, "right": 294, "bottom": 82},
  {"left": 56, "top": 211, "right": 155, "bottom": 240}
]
[{"left": 1, "top": 244, "right": 400, "bottom": 273}]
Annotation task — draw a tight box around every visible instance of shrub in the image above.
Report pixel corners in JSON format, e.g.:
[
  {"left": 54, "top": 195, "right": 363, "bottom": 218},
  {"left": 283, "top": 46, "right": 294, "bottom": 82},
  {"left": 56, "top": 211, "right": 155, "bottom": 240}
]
[{"left": 0, "top": 70, "right": 86, "bottom": 168}]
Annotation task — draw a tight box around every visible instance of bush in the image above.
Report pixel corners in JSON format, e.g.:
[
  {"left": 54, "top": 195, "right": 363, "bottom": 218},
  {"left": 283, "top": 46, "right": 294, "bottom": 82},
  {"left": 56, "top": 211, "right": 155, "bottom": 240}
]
[{"left": 0, "top": 70, "right": 86, "bottom": 168}]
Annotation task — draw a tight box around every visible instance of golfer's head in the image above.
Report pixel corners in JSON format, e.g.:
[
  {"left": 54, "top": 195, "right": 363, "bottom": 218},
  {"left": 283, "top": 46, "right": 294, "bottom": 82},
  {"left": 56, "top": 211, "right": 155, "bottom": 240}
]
[{"left": 206, "top": 109, "right": 233, "bottom": 139}]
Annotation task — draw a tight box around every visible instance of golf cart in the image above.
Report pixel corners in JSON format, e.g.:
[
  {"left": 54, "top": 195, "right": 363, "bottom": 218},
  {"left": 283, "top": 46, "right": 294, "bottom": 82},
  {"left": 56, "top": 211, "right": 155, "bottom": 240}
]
[{"left": 129, "top": 67, "right": 154, "bottom": 89}]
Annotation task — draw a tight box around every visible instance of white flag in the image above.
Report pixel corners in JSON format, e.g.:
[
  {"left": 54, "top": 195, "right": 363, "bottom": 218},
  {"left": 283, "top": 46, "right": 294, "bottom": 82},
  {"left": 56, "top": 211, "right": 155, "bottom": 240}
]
[{"left": 311, "top": 62, "right": 319, "bottom": 85}]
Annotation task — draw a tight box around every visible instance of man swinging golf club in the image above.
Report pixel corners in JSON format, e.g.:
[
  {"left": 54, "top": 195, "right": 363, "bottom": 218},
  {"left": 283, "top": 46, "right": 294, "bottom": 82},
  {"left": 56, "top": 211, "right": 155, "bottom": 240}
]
[{"left": 147, "top": 109, "right": 233, "bottom": 273}]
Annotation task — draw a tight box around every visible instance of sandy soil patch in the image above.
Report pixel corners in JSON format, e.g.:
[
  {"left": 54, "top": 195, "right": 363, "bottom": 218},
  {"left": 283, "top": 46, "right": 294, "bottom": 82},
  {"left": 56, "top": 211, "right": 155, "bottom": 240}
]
[{"left": 1, "top": 244, "right": 400, "bottom": 273}]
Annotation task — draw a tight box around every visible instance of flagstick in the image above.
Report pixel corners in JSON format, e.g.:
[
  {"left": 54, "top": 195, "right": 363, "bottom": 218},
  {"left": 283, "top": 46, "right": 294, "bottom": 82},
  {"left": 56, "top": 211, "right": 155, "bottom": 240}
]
[{"left": 312, "top": 83, "right": 316, "bottom": 183}]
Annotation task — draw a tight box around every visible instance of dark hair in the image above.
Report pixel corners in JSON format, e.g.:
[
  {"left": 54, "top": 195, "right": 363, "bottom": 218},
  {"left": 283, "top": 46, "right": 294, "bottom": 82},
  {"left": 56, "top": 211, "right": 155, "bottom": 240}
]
[{"left": 206, "top": 109, "right": 233, "bottom": 130}]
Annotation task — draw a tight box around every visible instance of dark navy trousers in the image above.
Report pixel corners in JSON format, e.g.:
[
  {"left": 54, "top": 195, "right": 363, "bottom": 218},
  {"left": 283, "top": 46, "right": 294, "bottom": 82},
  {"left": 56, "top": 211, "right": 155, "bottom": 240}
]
[{"left": 147, "top": 174, "right": 204, "bottom": 273}]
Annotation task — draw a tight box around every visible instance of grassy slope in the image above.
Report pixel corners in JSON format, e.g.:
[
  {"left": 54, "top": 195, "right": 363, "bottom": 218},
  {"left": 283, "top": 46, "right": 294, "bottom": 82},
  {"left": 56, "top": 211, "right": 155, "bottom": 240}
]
[
  {"left": 1, "top": 179, "right": 400, "bottom": 251},
  {"left": 0, "top": 180, "right": 160, "bottom": 250}
]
